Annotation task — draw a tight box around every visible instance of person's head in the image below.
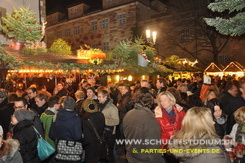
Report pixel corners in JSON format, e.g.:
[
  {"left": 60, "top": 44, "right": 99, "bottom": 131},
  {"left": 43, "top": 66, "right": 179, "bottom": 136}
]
[
  {"left": 22, "top": 92, "right": 30, "bottom": 102},
  {"left": 47, "top": 96, "right": 60, "bottom": 110},
  {"left": 86, "top": 87, "right": 96, "bottom": 99},
  {"left": 130, "top": 83, "right": 136, "bottom": 92},
  {"left": 62, "top": 96, "right": 75, "bottom": 110},
  {"left": 35, "top": 92, "right": 49, "bottom": 107},
  {"left": 56, "top": 82, "right": 64, "bottom": 91},
  {"left": 140, "top": 80, "right": 150, "bottom": 88},
  {"left": 117, "top": 83, "right": 124, "bottom": 93},
  {"left": 204, "top": 89, "right": 217, "bottom": 102},
  {"left": 26, "top": 87, "right": 37, "bottom": 99},
  {"left": 177, "top": 83, "right": 188, "bottom": 93},
  {"left": 11, "top": 109, "right": 34, "bottom": 125},
  {"left": 8, "top": 93, "right": 18, "bottom": 103},
  {"left": 226, "top": 84, "right": 238, "bottom": 97},
  {"left": 134, "top": 87, "right": 154, "bottom": 109},
  {"left": 121, "top": 85, "right": 130, "bottom": 95},
  {"left": 156, "top": 78, "right": 167, "bottom": 89},
  {"left": 14, "top": 97, "right": 28, "bottom": 111},
  {"left": 98, "top": 90, "right": 110, "bottom": 104},
  {"left": 75, "top": 90, "right": 85, "bottom": 101},
  {"left": 166, "top": 87, "right": 182, "bottom": 103},
  {"left": 172, "top": 107, "right": 218, "bottom": 140},
  {"left": 157, "top": 91, "right": 176, "bottom": 109},
  {"left": 206, "top": 98, "right": 223, "bottom": 119},
  {"left": 234, "top": 106, "right": 245, "bottom": 125}
]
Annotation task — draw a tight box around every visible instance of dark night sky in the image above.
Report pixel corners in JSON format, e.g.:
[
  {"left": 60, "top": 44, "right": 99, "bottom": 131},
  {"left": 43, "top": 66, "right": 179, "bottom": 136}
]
[{"left": 46, "top": 0, "right": 101, "bottom": 14}]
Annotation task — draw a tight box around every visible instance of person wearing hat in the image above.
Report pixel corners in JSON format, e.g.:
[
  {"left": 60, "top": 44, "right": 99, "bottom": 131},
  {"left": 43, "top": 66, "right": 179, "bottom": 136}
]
[
  {"left": 81, "top": 99, "right": 105, "bottom": 163},
  {"left": 49, "top": 96, "right": 82, "bottom": 142},
  {"left": 11, "top": 109, "right": 41, "bottom": 162},
  {"left": 0, "top": 125, "right": 23, "bottom": 162},
  {"left": 86, "top": 87, "right": 98, "bottom": 100}
]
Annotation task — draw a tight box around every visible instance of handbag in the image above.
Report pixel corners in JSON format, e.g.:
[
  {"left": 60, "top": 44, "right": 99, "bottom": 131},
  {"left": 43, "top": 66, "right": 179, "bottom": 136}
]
[
  {"left": 33, "top": 127, "right": 55, "bottom": 160},
  {"left": 55, "top": 140, "right": 83, "bottom": 161}
]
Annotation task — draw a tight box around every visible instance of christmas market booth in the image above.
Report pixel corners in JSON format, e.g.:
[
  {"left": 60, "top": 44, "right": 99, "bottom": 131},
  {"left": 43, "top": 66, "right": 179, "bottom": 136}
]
[
  {"left": 204, "top": 62, "right": 224, "bottom": 77},
  {"left": 223, "top": 61, "right": 245, "bottom": 78}
]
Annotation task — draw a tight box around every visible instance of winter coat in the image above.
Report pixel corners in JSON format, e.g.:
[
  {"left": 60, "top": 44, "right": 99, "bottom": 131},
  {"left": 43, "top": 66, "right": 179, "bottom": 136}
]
[
  {"left": 12, "top": 120, "right": 40, "bottom": 163},
  {"left": 40, "top": 109, "right": 56, "bottom": 148},
  {"left": 168, "top": 137, "right": 231, "bottom": 163},
  {"left": 0, "top": 103, "right": 14, "bottom": 139},
  {"left": 0, "top": 139, "right": 23, "bottom": 163},
  {"left": 123, "top": 103, "right": 165, "bottom": 163},
  {"left": 156, "top": 106, "right": 185, "bottom": 148},
  {"left": 118, "top": 92, "right": 132, "bottom": 123},
  {"left": 31, "top": 102, "right": 48, "bottom": 117},
  {"left": 101, "top": 100, "right": 119, "bottom": 134},
  {"left": 50, "top": 108, "right": 82, "bottom": 141}
]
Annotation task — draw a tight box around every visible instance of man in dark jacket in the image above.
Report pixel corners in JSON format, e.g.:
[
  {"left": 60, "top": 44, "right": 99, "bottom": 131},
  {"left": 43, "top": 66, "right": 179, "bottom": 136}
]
[
  {"left": 53, "top": 82, "right": 68, "bottom": 97},
  {"left": 0, "top": 93, "right": 18, "bottom": 139},
  {"left": 156, "top": 78, "right": 167, "bottom": 95},
  {"left": 123, "top": 87, "right": 165, "bottom": 163},
  {"left": 34, "top": 92, "right": 49, "bottom": 116}
]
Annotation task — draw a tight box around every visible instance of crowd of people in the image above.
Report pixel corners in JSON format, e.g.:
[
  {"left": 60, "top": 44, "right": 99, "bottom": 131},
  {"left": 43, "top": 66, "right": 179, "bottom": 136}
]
[{"left": 0, "top": 74, "right": 244, "bottom": 163}]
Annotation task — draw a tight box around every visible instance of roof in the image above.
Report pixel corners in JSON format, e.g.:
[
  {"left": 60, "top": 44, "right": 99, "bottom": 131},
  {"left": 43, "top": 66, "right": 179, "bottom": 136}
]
[
  {"left": 2, "top": 45, "right": 87, "bottom": 65},
  {"left": 204, "top": 62, "right": 224, "bottom": 72},
  {"left": 223, "top": 61, "right": 244, "bottom": 72}
]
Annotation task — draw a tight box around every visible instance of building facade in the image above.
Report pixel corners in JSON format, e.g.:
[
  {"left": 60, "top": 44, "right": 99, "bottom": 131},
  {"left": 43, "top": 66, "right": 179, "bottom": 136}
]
[
  {"left": 46, "top": 0, "right": 166, "bottom": 50},
  {"left": 0, "top": 0, "right": 46, "bottom": 44}
]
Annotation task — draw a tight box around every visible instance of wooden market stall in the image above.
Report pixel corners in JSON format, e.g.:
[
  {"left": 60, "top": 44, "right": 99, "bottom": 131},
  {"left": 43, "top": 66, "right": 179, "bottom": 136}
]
[
  {"left": 204, "top": 62, "right": 224, "bottom": 77},
  {"left": 223, "top": 61, "right": 245, "bottom": 78}
]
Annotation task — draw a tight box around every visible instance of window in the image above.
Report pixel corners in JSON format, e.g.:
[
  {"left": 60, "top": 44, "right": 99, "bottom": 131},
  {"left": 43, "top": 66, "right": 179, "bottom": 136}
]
[
  {"left": 57, "top": 30, "right": 62, "bottom": 38},
  {"left": 118, "top": 14, "right": 126, "bottom": 25},
  {"left": 102, "top": 19, "right": 109, "bottom": 29},
  {"left": 107, "top": 0, "right": 113, "bottom": 3},
  {"left": 93, "top": 44, "right": 98, "bottom": 49},
  {"left": 52, "top": 15, "right": 56, "bottom": 21},
  {"left": 74, "top": 26, "right": 80, "bottom": 34},
  {"left": 73, "top": 8, "right": 79, "bottom": 14},
  {"left": 92, "top": 21, "right": 97, "bottom": 30},
  {"left": 180, "top": 29, "right": 190, "bottom": 42},
  {"left": 103, "top": 42, "right": 109, "bottom": 50},
  {"left": 66, "top": 28, "right": 71, "bottom": 36}
]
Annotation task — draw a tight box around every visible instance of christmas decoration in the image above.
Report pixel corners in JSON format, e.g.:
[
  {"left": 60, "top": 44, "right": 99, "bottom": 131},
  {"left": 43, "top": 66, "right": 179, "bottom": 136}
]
[
  {"left": 0, "top": 6, "right": 42, "bottom": 43},
  {"left": 77, "top": 45, "right": 106, "bottom": 63},
  {"left": 49, "top": 38, "right": 72, "bottom": 55}
]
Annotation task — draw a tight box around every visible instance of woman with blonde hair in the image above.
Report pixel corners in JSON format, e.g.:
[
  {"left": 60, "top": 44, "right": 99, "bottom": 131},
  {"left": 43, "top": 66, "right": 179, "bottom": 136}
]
[
  {"left": 155, "top": 91, "right": 185, "bottom": 162},
  {"left": 169, "top": 107, "right": 230, "bottom": 162},
  {"left": 203, "top": 89, "right": 217, "bottom": 105}
]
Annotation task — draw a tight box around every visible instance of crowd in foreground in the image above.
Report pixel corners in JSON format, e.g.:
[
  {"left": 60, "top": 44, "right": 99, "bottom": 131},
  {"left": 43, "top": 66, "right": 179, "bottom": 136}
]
[{"left": 0, "top": 74, "right": 244, "bottom": 163}]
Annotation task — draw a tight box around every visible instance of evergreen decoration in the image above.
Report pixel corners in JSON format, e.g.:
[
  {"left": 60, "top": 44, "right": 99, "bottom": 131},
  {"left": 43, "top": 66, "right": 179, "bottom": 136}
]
[
  {"left": 49, "top": 38, "right": 72, "bottom": 55},
  {"left": 111, "top": 37, "right": 156, "bottom": 65},
  {"left": 204, "top": 0, "right": 245, "bottom": 36},
  {"left": 0, "top": 45, "right": 20, "bottom": 69},
  {"left": 0, "top": 6, "right": 42, "bottom": 43}
]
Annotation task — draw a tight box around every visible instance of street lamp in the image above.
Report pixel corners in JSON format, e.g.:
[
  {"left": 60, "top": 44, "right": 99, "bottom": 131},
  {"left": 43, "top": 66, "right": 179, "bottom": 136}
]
[{"left": 146, "top": 29, "right": 157, "bottom": 45}]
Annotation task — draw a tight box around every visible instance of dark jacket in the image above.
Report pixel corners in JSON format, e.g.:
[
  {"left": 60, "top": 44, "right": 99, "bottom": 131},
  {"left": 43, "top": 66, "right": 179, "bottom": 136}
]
[
  {"left": 0, "top": 139, "right": 23, "bottom": 163},
  {"left": 224, "top": 97, "right": 245, "bottom": 134},
  {"left": 218, "top": 92, "right": 233, "bottom": 110},
  {"left": 31, "top": 102, "right": 48, "bottom": 117},
  {"left": 55, "top": 88, "right": 68, "bottom": 97},
  {"left": 50, "top": 108, "right": 82, "bottom": 141},
  {"left": 82, "top": 112, "right": 105, "bottom": 145},
  {"left": 0, "top": 103, "right": 14, "bottom": 139},
  {"left": 118, "top": 91, "right": 132, "bottom": 123},
  {"left": 123, "top": 103, "right": 165, "bottom": 163},
  {"left": 12, "top": 120, "right": 40, "bottom": 163}
]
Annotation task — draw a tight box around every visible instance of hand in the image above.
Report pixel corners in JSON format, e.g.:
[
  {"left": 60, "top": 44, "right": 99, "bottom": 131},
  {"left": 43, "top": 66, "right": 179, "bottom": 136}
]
[{"left": 154, "top": 106, "right": 162, "bottom": 118}]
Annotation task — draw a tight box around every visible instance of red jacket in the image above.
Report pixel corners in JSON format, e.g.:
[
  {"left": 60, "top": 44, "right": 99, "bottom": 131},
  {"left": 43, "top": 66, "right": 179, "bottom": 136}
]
[{"left": 156, "top": 106, "right": 185, "bottom": 148}]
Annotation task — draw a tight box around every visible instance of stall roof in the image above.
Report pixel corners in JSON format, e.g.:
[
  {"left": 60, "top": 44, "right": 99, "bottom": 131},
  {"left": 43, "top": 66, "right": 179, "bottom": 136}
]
[
  {"left": 223, "top": 61, "right": 244, "bottom": 72},
  {"left": 204, "top": 62, "right": 224, "bottom": 72}
]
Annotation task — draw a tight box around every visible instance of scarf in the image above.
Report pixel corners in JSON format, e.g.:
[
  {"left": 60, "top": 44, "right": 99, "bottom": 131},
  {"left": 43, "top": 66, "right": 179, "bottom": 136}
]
[
  {"left": 99, "top": 99, "right": 110, "bottom": 111},
  {"left": 162, "top": 106, "right": 176, "bottom": 124}
]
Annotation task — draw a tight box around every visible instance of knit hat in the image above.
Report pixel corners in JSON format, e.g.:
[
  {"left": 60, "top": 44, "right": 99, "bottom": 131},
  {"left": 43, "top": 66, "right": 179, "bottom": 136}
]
[
  {"left": 14, "top": 110, "right": 35, "bottom": 122},
  {"left": 0, "top": 89, "right": 8, "bottom": 98},
  {"left": 0, "top": 125, "right": 3, "bottom": 137},
  {"left": 87, "top": 87, "right": 96, "bottom": 94},
  {"left": 63, "top": 96, "right": 75, "bottom": 110},
  {"left": 82, "top": 99, "right": 98, "bottom": 113}
]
